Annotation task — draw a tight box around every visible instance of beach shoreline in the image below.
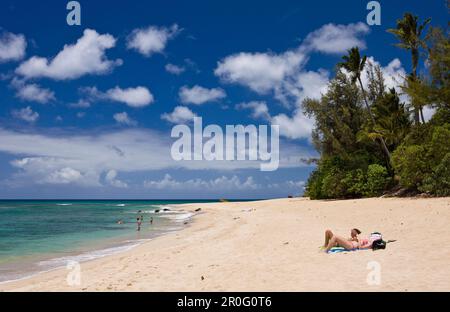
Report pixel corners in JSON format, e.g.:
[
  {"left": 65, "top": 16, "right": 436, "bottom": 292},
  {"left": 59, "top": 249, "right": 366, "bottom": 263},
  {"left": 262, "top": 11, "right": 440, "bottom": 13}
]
[
  {"left": 0, "top": 202, "right": 196, "bottom": 284},
  {"left": 1, "top": 197, "right": 449, "bottom": 292}
]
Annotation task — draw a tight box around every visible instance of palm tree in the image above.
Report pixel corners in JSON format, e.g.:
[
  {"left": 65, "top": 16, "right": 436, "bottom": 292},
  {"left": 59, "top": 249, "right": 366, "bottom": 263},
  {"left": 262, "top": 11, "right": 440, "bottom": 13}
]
[
  {"left": 387, "top": 13, "right": 431, "bottom": 124},
  {"left": 339, "top": 47, "right": 392, "bottom": 165}
]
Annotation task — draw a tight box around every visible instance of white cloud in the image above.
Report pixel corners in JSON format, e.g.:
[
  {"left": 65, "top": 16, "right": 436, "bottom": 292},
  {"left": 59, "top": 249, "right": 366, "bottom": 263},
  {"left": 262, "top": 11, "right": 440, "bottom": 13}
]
[
  {"left": 268, "top": 180, "right": 306, "bottom": 191},
  {"left": 236, "top": 101, "right": 270, "bottom": 120},
  {"left": 11, "top": 78, "right": 55, "bottom": 104},
  {"left": 179, "top": 85, "right": 226, "bottom": 105},
  {"left": 0, "top": 31, "right": 26, "bottom": 63},
  {"left": 0, "top": 127, "right": 314, "bottom": 188},
  {"left": 214, "top": 23, "right": 376, "bottom": 140},
  {"left": 82, "top": 86, "right": 154, "bottom": 108},
  {"left": 113, "top": 112, "right": 137, "bottom": 126},
  {"left": 16, "top": 29, "right": 121, "bottom": 80},
  {"left": 423, "top": 106, "right": 436, "bottom": 122},
  {"left": 302, "top": 22, "right": 370, "bottom": 54},
  {"left": 106, "top": 86, "right": 154, "bottom": 107},
  {"left": 11, "top": 106, "right": 39, "bottom": 123},
  {"left": 215, "top": 51, "right": 305, "bottom": 94},
  {"left": 105, "top": 169, "right": 128, "bottom": 188},
  {"left": 144, "top": 174, "right": 259, "bottom": 191},
  {"left": 271, "top": 110, "right": 315, "bottom": 140},
  {"left": 127, "top": 24, "right": 179, "bottom": 57},
  {"left": 45, "top": 167, "right": 83, "bottom": 184},
  {"left": 165, "top": 63, "right": 185, "bottom": 75},
  {"left": 161, "top": 106, "right": 197, "bottom": 124},
  {"left": 276, "top": 69, "right": 330, "bottom": 107},
  {"left": 10, "top": 158, "right": 98, "bottom": 186},
  {"left": 214, "top": 23, "right": 368, "bottom": 96}
]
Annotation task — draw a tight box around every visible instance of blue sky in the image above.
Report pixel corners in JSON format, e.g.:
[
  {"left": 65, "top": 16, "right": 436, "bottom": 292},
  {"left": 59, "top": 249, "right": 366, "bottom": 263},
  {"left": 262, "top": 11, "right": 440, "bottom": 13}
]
[{"left": 0, "top": 0, "right": 447, "bottom": 199}]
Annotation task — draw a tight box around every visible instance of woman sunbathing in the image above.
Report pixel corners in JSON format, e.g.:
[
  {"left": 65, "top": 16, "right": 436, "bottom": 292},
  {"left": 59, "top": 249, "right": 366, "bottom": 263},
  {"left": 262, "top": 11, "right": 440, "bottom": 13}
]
[{"left": 323, "top": 228, "right": 373, "bottom": 253}]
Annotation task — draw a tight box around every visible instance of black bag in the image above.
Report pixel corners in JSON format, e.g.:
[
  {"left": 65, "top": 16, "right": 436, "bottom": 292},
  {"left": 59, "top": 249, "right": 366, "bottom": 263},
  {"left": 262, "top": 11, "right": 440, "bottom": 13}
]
[
  {"left": 372, "top": 239, "right": 386, "bottom": 250},
  {"left": 370, "top": 232, "right": 386, "bottom": 250}
]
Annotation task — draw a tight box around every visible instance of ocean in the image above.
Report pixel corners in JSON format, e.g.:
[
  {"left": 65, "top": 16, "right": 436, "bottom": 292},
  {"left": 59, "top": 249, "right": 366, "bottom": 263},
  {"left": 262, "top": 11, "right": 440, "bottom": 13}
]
[{"left": 0, "top": 200, "right": 215, "bottom": 283}]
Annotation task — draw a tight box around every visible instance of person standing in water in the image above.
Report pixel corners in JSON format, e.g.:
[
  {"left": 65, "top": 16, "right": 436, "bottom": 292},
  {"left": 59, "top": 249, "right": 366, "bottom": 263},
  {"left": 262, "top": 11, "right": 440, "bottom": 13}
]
[
  {"left": 150, "top": 217, "right": 153, "bottom": 225},
  {"left": 137, "top": 217, "right": 142, "bottom": 231}
]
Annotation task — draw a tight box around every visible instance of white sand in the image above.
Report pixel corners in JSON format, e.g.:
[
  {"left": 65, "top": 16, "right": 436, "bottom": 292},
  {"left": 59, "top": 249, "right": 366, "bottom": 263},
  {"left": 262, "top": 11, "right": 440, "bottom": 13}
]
[{"left": 1, "top": 197, "right": 449, "bottom": 292}]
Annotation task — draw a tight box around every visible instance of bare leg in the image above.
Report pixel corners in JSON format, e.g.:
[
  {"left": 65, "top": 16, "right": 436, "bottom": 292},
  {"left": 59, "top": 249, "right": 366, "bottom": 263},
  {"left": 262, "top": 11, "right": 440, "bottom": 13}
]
[
  {"left": 325, "top": 235, "right": 355, "bottom": 252},
  {"left": 324, "top": 230, "right": 334, "bottom": 247}
]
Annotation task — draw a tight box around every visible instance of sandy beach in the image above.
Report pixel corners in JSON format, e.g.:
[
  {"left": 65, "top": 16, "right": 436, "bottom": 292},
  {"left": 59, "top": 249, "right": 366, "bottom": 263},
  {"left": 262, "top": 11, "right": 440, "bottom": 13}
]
[{"left": 1, "top": 197, "right": 449, "bottom": 292}]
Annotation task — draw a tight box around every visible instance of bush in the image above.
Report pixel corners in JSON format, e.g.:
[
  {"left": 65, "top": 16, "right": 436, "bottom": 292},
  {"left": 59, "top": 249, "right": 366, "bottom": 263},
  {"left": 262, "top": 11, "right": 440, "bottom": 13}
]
[
  {"left": 392, "top": 144, "right": 430, "bottom": 190},
  {"left": 392, "top": 123, "right": 450, "bottom": 193},
  {"left": 365, "top": 164, "right": 390, "bottom": 197},
  {"left": 305, "top": 169, "right": 324, "bottom": 200},
  {"left": 421, "top": 153, "right": 450, "bottom": 196},
  {"left": 342, "top": 169, "right": 366, "bottom": 197},
  {"left": 320, "top": 168, "right": 346, "bottom": 199}
]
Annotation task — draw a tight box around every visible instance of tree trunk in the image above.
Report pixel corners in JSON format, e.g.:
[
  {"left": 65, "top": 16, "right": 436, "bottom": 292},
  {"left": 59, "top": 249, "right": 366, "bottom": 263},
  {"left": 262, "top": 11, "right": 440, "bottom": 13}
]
[
  {"left": 420, "top": 107, "right": 426, "bottom": 123},
  {"left": 412, "top": 52, "right": 421, "bottom": 125},
  {"left": 358, "top": 78, "right": 392, "bottom": 167}
]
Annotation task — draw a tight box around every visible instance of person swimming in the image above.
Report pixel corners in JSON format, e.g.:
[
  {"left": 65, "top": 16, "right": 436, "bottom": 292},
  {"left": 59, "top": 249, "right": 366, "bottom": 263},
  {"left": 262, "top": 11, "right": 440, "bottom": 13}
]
[{"left": 323, "top": 228, "right": 373, "bottom": 253}]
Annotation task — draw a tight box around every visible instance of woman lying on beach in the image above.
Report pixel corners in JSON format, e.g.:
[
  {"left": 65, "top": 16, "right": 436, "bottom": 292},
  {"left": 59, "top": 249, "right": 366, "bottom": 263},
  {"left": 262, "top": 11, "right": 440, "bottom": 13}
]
[{"left": 323, "top": 229, "right": 373, "bottom": 253}]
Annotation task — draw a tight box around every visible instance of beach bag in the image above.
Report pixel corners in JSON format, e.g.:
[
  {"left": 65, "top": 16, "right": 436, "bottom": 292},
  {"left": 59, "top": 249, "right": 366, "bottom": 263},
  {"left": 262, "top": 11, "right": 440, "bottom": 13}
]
[{"left": 370, "top": 232, "right": 386, "bottom": 250}]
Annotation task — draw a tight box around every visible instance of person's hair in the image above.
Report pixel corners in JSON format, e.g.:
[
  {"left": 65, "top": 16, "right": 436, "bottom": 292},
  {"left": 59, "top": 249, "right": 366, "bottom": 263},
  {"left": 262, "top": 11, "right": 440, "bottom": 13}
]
[{"left": 353, "top": 228, "right": 362, "bottom": 235}]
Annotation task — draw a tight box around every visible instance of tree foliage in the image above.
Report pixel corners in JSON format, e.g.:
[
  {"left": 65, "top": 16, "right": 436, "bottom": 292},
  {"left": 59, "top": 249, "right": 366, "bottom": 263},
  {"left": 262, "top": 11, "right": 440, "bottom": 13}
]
[{"left": 305, "top": 16, "right": 449, "bottom": 199}]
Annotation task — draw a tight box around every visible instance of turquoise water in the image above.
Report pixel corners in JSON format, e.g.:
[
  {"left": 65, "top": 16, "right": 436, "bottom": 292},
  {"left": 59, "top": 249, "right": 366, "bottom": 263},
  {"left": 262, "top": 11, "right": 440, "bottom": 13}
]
[{"left": 0, "top": 200, "right": 215, "bottom": 282}]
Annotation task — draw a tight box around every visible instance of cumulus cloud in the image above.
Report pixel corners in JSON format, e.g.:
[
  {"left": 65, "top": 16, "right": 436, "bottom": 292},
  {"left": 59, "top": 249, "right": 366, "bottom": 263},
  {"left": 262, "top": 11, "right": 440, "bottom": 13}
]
[
  {"left": 143, "top": 174, "right": 306, "bottom": 193},
  {"left": 11, "top": 78, "right": 55, "bottom": 104},
  {"left": 106, "top": 87, "right": 154, "bottom": 107},
  {"left": 0, "top": 31, "right": 27, "bottom": 63},
  {"left": 215, "top": 51, "right": 305, "bottom": 94},
  {"left": 165, "top": 63, "right": 185, "bottom": 75},
  {"left": 11, "top": 106, "right": 39, "bottom": 123},
  {"left": 302, "top": 22, "right": 370, "bottom": 54},
  {"left": 105, "top": 169, "right": 128, "bottom": 188},
  {"left": 0, "top": 127, "right": 314, "bottom": 187},
  {"left": 82, "top": 86, "right": 154, "bottom": 107},
  {"left": 16, "top": 29, "right": 121, "bottom": 80},
  {"left": 45, "top": 167, "right": 83, "bottom": 184},
  {"left": 271, "top": 110, "right": 315, "bottom": 140},
  {"left": 236, "top": 101, "right": 270, "bottom": 120},
  {"left": 144, "top": 174, "right": 259, "bottom": 190},
  {"left": 179, "top": 85, "right": 226, "bottom": 105},
  {"left": 161, "top": 106, "right": 197, "bottom": 124},
  {"left": 127, "top": 24, "right": 179, "bottom": 57},
  {"left": 214, "top": 23, "right": 391, "bottom": 140},
  {"left": 113, "top": 112, "right": 137, "bottom": 126}
]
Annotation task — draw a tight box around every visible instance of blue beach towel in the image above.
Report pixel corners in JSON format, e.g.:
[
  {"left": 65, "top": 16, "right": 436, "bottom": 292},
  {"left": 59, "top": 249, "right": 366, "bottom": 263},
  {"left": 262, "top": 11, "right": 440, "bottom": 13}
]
[{"left": 328, "top": 247, "right": 369, "bottom": 254}]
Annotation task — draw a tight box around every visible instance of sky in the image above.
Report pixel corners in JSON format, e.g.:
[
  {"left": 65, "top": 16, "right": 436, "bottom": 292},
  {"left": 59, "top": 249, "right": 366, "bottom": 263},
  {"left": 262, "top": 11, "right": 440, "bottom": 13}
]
[{"left": 0, "top": 0, "right": 447, "bottom": 199}]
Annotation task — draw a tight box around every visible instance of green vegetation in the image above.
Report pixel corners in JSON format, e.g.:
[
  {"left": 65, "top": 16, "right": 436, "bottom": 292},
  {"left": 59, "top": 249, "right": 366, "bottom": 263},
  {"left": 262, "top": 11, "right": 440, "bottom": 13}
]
[{"left": 304, "top": 12, "right": 449, "bottom": 199}]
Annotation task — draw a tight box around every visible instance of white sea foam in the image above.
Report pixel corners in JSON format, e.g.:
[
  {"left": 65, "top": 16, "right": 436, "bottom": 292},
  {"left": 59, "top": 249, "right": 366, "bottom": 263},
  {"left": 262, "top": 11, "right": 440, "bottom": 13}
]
[
  {"left": 38, "top": 243, "right": 140, "bottom": 268},
  {"left": 158, "top": 211, "right": 194, "bottom": 223}
]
